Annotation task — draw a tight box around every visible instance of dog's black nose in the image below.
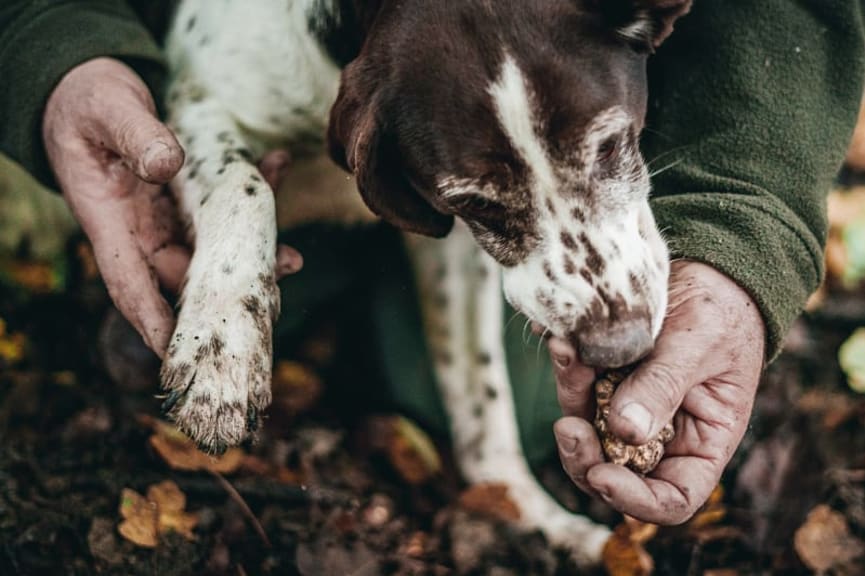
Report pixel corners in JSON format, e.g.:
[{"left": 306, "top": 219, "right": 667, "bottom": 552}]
[{"left": 574, "top": 318, "right": 654, "bottom": 369}]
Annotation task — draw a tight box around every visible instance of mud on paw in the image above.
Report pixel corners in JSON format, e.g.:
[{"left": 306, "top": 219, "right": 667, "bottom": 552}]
[{"left": 159, "top": 287, "right": 278, "bottom": 453}]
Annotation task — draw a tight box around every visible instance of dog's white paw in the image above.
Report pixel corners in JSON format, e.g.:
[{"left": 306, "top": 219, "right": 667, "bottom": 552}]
[{"left": 160, "top": 276, "right": 279, "bottom": 453}]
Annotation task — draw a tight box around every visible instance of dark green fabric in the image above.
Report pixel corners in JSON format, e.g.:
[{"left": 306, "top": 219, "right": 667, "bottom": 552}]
[
  {"left": 0, "top": 0, "right": 170, "bottom": 190},
  {"left": 274, "top": 222, "right": 561, "bottom": 466},
  {"left": 643, "top": 0, "right": 865, "bottom": 359}
]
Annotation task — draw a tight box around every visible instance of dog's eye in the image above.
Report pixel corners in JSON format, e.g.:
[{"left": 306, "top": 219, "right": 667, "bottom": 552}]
[
  {"left": 449, "top": 194, "right": 507, "bottom": 227},
  {"left": 597, "top": 137, "right": 620, "bottom": 163},
  {"left": 453, "top": 194, "right": 494, "bottom": 214}
]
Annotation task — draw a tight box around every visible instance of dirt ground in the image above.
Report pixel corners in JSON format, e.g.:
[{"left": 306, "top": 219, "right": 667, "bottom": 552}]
[{"left": 1, "top": 188, "right": 865, "bottom": 575}]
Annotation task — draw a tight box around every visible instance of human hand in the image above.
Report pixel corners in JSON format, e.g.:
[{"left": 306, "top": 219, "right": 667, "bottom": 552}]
[
  {"left": 43, "top": 57, "right": 300, "bottom": 356},
  {"left": 550, "top": 260, "right": 765, "bottom": 524}
]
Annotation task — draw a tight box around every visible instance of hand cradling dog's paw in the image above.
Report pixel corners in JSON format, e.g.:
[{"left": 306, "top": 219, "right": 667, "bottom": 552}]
[{"left": 593, "top": 369, "right": 675, "bottom": 475}]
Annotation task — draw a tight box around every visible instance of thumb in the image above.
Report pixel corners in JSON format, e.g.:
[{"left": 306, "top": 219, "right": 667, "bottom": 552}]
[
  {"left": 102, "top": 104, "right": 185, "bottom": 184},
  {"left": 607, "top": 315, "right": 718, "bottom": 444}
]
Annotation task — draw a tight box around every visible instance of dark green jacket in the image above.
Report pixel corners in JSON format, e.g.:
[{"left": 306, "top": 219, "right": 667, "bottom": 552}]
[{"left": 1, "top": 1, "right": 863, "bottom": 462}]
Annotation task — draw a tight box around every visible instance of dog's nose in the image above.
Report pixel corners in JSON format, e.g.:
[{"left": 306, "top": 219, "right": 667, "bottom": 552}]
[{"left": 573, "top": 318, "right": 654, "bottom": 368}]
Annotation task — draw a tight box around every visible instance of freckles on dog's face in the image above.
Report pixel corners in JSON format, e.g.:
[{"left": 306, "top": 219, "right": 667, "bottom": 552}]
[{"left": 436, "top": 54, "right": 670, "bottom": 367}]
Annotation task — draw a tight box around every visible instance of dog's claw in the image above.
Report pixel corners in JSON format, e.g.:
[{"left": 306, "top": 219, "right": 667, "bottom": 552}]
[
  {"left": 161, "top": 389, "right": 183, "bottom": 415},
  {"left": 246, "top": 405, "right": 259, "bottom": 433}
]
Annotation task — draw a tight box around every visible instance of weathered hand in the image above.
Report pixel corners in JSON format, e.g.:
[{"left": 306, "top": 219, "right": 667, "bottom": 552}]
[
  {"left": 550, "top": 260, "right": 765, "bottom": 524},
  {"left": 43, "top": 58, "right": 300, "bottom": 356}
]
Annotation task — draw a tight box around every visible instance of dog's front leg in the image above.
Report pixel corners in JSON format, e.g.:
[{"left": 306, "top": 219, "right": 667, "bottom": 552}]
[
  {"left": 161, "top": 89, "right": 279, "bottom": 453},
  {"left": 407, "top": 223, "right": 610, "bottom": 567}
]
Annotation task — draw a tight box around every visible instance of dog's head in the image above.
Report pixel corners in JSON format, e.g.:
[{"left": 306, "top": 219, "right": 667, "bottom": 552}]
[{"left": 328, "top": 0, "right": 691, "bottom": 368}]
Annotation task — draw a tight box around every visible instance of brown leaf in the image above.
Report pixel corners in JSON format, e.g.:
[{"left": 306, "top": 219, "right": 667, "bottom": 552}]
[
  {"left": 602, "top": 524, "right": 654, "bottom": 576},
  {"left": 0, "top": 259, "right": 59, "bottom": 292},
  {"left": 376, "top": 416, "right": 442, "bottom": 486},
  {"left": 148, "top": 419, "right": 244, "bottom": 473},
  {"left": 457, "top": 483, "right": 521, "bottom": 523},
  {"left": 272, "top": 361, "right": 323, "bottom": 417},
  {"left": 623, "top": 515, "right": 658, "bottom": 545},
  {"left": 796, "top": 389, "right": 862, "bottom": 430},
  {"left": 148, "top": 481, "right": 198, "bottom": 540},
  {"left": 794, "top": 504, "right": 865, "bottom": 574},
  {"left": 76, "top": 242, "right": 100, "bottom": 281},
  {"left": 117, "top": 488, "right": 158, "bottom": 548},
  {"left": 687, "top": 485, "right": 727, "bottom": 531},
  {"left": 117, "top": 481, "right": 199, "bottom": 548}
]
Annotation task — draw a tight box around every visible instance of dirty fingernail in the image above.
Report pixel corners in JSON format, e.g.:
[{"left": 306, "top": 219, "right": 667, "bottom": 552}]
[
  {"left": 619, "top": 402, "right": 653, "bottom": 439},
  {"left": 555, "top": 430, "right": 578, "bottom": 455},
  {"left": 141, "top": 141, "right": 174, "bottom": 181}
]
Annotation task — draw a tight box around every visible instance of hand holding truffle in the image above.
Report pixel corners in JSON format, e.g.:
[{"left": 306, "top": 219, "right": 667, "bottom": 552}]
[{"left": 549, "top": 261, "right": 765, "bottom": 525}]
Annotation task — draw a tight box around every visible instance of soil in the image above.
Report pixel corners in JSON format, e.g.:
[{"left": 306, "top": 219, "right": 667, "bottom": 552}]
[{"left": 1, "top": 239, "right": 864, "bottom": 576}]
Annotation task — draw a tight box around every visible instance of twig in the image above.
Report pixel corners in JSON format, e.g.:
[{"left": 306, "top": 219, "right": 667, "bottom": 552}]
[{"left": 208, "top": 470, "right": 272, "bottom": 548}]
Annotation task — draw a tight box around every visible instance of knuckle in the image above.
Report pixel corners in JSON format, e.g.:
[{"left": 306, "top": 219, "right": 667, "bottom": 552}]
[{"left": 632, "top": 361, "right": 686, "bottom": 412}]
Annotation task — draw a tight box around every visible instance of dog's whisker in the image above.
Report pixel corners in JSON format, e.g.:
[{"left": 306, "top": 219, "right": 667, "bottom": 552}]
[
  {"left": 505, "top": 311, "right": 523, "bottom": 332},
  {"left": 522, "top": 318, "right": 533, "bottom": 346},
  {"left": 645, "top": 143, "right": 692, "bottom": 165},
  {"left": 648, "top": 157, "right": 685, "bottom": 178}
]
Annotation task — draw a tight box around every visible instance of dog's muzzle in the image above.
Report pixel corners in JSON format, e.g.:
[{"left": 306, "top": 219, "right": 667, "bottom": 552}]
[{"left": 571, "top": 312, "right": 654, "bottom": 368}]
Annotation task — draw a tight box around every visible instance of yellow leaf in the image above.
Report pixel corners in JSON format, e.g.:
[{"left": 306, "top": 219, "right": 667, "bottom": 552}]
[
  {"left": 387, "top": 416, "right": 442, "bottom": 485},
  {"left": 839, "top": 328, "right": 865, "bottom": 393},
  {"left": 117, "top": 481, "right": 199, "bottom": 548},
  {"left": 602, "top": 524, "right": 654, "bottom": 576},
  {"left": 117, "top": 488, "right": 158, "bottom": 548},
  {"left": 272, "top": 360, "right": 322, "bottom": 416},
  {"left": 0, "top": 318, "right": 26, "bottom": 366}
]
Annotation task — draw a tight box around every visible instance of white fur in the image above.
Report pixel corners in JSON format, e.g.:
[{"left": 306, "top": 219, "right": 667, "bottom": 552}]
[
  {"left": 483, "top": 56, "right": 669, "bottom": 340},
  {"left": 406, "top": 225, "right": 610, "bottom": 566},
  {"left": 488, "top": 54, "right": 557, "bottom": 193}
]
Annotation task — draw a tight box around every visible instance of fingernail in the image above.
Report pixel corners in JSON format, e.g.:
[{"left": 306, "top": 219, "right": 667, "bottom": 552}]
[
  {"left": 619, "top": 402, "right": 653, "bottom": 439},
  {"left": 141, "top": 141, "right": 171, "bottom": 179},
  {"left": 554, "top": 354, "right": 571, "bottom": 369},
  {"left": 555, "top": 429, "right": 578, "bottom": 455}
]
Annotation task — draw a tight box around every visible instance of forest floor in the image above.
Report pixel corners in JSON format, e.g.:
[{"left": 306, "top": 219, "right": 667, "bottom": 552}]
[{"left": 1, "top": 185, "right": 864, "bottom": 575}]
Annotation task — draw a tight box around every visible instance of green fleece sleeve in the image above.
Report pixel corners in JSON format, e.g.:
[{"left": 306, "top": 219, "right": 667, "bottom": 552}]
[
  {"left": 0, "top": 1, "right": 168, "bottom": 190},
  {"left": 644, "top": 0, "right": 865, "bottom": 360}
]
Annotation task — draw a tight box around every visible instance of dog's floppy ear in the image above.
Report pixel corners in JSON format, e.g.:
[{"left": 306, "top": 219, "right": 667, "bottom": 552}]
[
  {"left": 328, "top": 81, "right": 454, "bottom": 238},
  {"left": 594, "top": 0, "right": 693, "bottom": 51}
]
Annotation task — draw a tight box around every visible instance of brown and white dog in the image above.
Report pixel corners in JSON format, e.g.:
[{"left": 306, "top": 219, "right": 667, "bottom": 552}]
[{"left": 161, "top": 0, "right": 690, "bottom": 565}]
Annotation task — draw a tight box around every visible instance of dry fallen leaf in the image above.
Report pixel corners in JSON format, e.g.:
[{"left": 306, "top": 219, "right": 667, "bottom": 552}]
[
  {"left": 457, "top": 483, "right": 521, "bottom": 523},
  {"left": 369, "top": 415, "right": 442, "bottom": 485},
  {"left": 687, "top": 485, "right": 727, "bottom": 531},
  {"left": 794, "top": 504, "right": 865, "bottom": 574},
  {"left": 118, "top": 481, "right": 199, "bottom": 548},
  {"left": 796, "top": 389, "right": 863, "bottom": 429},
  {"left": 0, "top": 259, "right": 61, "bottom": 292},
  {"left": 147, "top": 480, "right": 199, "bottom": 541},
  {"left": 272, "top": 360, "right": 323, "bottom": 417},
  {"left": 839, "top": 328, "right": 865, "bottom": 394},
  {"left": 146, "top": 418, "right": 245, "bottom": 473},
  {"left": 118, "top": 488, "right": 158, "bottom": 548},
  {"left": 602, "top": 523, "right": 655, "bottom": 576},
  {"left": 0, "top": 318, "right": 26, "bottom": 366},
  {"left": 826, "top": 189, "right": 865, "bottom": 288}
]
